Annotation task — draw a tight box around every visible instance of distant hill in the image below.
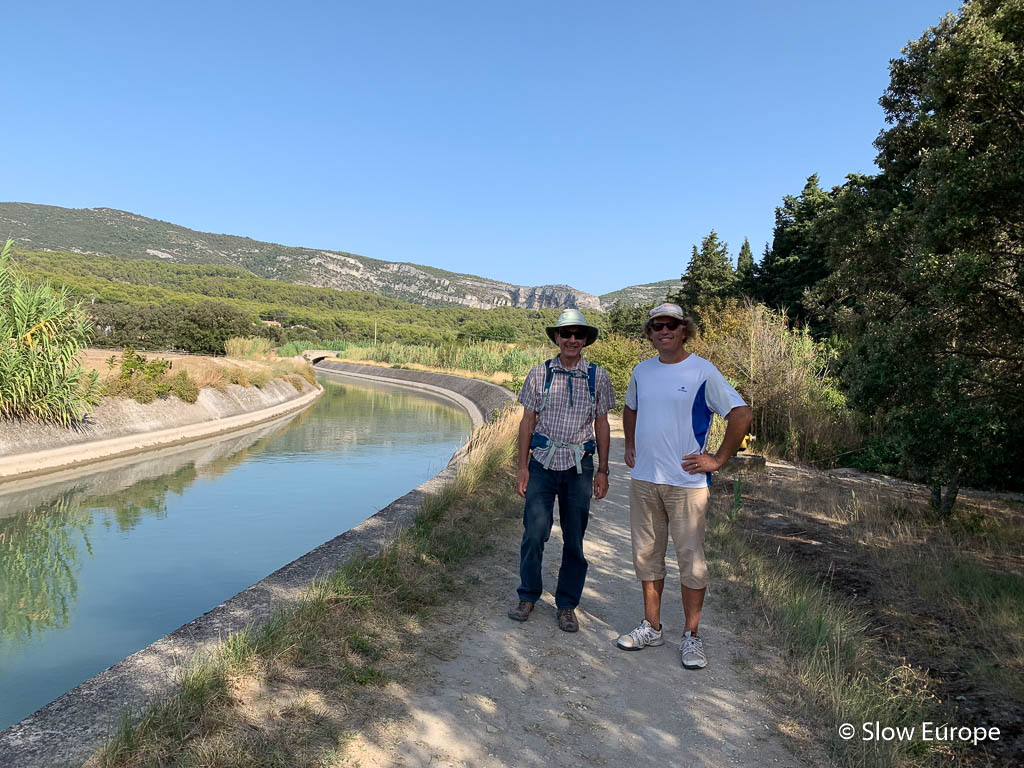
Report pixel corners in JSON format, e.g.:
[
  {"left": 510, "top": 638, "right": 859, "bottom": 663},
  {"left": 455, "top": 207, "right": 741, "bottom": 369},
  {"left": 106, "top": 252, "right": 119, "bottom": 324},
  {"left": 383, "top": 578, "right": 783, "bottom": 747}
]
[
  {"left": 0, "top": 202, "right": 675, "bottom": 312},
  {"left": 0, "top": 202, "right": 606, "bottom": 311},
  {"left": 599, "top": 279, "right": 681, "bottom": 310}
]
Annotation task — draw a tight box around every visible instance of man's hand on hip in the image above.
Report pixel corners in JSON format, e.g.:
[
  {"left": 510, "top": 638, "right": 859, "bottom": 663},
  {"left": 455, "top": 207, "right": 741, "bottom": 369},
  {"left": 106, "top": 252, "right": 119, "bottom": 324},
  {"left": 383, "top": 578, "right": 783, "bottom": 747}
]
[
  {"left": 682, "top": 452, "right": 722, "bottom": 474},
  {"left": 517, "top": 466, "right": 531, "bottom": 497}
]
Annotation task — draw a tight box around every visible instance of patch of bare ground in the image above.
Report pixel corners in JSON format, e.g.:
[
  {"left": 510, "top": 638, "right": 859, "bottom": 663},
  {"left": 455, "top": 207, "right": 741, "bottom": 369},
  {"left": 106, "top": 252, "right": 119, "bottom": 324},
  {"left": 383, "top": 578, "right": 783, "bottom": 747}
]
[{"left": 721, "top": 460, "right": 1023, "bottom": 766}]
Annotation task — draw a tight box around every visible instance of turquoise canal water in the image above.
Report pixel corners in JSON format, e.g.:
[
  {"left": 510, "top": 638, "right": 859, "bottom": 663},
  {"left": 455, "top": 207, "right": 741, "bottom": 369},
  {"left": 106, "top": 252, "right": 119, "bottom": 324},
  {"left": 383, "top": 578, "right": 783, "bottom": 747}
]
[{"left": 0, "top": 374, "right": 472, "bottom": 731}]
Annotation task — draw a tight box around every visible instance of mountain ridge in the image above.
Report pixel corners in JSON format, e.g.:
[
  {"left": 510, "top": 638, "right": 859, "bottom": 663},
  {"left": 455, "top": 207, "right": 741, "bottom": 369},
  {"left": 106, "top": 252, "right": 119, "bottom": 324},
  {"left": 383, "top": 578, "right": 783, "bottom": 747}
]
[{"left": 0, "top": 202, "right": 675, "bottom": 311}]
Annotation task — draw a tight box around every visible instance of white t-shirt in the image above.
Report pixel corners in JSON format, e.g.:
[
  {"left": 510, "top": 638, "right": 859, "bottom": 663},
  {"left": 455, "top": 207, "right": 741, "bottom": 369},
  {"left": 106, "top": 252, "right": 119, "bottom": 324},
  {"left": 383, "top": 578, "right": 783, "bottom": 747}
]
[{"left": 625, "top": 354, "right": 746, "bottom": 488}]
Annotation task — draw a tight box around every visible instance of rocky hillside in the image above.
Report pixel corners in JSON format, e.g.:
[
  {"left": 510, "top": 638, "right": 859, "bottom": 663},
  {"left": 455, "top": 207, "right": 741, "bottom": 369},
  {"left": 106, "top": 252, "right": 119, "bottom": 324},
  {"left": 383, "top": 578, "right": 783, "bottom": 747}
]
[
  {"left": 598, "top": 279, "right": 681, "bottom": 309},
  {"left": 0, "top": 203, "right": 604, "bottom": 311}
]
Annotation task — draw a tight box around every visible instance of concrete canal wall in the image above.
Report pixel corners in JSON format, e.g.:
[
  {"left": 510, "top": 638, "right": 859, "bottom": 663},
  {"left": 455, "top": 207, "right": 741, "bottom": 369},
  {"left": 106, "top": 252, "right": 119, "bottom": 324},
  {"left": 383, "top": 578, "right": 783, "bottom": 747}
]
[
  {"left": 0, "top": 378, "right": 322, "bottom": 485},
  {"left": 0, "top": 365, "right": 514, "bottom": 767}
]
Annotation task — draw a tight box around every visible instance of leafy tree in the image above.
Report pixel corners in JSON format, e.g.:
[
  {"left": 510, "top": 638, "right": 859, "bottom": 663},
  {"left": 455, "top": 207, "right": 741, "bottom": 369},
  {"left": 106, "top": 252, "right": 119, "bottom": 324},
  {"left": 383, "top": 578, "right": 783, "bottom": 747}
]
[
  {"left": 735, "top": 237, "right": 756, "bottom": 297},
  {"left": 179, "top": 301, "right": 258, "bottom": 355},
  {"left": 753, "top": 174, "right": 836, "bottom": 327},
  {"left": 669, "top": 231, "right": 736, "bottom": 325},
  {"left": 819, "top": 0, "right": 1024, "bottom": 507}
]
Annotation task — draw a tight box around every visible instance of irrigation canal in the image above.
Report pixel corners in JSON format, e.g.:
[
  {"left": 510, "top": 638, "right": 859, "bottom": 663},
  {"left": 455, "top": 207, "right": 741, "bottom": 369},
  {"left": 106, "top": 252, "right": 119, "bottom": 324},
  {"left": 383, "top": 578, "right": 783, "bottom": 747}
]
[{"left": 0, "top": 373, "right": 472, "bottom": 731}]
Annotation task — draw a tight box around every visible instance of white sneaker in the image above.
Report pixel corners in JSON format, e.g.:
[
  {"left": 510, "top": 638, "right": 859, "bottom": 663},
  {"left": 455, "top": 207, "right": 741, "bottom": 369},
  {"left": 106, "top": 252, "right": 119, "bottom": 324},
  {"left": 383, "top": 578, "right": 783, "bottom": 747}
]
[
  {"left": 680, "top": 631, "right": 707, "bottom": 669},
  {"left": 616, "top": 619, "right": 664, "bottom": 650}
]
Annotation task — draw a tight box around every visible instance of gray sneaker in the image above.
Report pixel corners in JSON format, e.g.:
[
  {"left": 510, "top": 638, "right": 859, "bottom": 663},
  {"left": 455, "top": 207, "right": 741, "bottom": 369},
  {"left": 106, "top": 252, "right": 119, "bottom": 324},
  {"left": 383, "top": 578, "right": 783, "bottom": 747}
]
[
  {"left": 680, "top": 631, "right": 707, "bottom": 669},
  {"left": 616, "top": 619, "right": 664, "bottom": 650}
]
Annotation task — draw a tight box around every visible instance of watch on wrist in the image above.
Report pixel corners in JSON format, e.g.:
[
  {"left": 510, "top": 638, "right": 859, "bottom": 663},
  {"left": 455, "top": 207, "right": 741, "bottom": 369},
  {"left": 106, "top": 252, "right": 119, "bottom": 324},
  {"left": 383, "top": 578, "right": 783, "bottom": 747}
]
[{"left": 596, "top": 468, "right": 609, "bottom": 475}]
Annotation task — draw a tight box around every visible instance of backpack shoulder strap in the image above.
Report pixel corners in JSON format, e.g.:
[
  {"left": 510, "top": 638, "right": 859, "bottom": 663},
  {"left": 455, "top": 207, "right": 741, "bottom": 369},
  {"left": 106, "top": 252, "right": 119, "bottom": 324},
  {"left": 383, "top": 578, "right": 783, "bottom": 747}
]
[
  {"left": 538, "top": 359, "right": 554, "bottom": 413},
  {"left": 587, "top": 363, "right": 597, "bottom": 417}
]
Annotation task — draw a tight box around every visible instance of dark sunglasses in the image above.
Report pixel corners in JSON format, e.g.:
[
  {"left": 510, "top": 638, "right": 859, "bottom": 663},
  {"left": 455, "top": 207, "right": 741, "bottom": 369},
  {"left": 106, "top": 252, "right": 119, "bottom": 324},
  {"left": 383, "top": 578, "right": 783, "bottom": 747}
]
[
  {"left": 651, "top": 319, "right": 682, "bottom": 331},
  {"left": 557, "top": 328, "right": 587, "bottom": 340}
]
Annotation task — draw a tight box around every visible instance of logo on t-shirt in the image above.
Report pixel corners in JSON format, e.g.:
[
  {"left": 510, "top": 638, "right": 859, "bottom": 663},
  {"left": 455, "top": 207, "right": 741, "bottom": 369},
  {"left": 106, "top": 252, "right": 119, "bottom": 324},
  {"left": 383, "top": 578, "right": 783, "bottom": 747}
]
[{"left": 677, "top": 385, "right": 688, "bottom": 392}]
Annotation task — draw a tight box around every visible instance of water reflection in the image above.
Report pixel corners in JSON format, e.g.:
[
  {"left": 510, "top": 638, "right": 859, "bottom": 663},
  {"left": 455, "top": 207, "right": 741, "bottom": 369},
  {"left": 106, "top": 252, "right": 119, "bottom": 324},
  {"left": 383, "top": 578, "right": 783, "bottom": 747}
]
[
  {"left": 0, "top": 374, "right": 470, "bottom": 729},
  {"left": 0, "top": 417, "right": 298, "bottom": 653},
  {"left": 0, "top": 494, "right": 91, "bottom": 645}
]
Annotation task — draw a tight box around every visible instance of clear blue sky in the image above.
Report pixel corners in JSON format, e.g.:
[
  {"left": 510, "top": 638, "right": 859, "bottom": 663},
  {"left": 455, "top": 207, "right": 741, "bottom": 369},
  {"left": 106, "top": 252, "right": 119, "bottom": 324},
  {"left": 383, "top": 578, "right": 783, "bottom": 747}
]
[{"left": 3, "top": 1, "right": 958, "bottom": 296}]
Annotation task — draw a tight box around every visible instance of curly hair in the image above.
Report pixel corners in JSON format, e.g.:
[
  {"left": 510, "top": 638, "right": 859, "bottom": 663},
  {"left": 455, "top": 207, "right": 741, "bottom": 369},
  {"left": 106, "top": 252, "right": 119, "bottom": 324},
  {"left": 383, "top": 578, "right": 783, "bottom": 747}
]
[{"left": 644, "top": 315, "right": 698, "bottom": 345}]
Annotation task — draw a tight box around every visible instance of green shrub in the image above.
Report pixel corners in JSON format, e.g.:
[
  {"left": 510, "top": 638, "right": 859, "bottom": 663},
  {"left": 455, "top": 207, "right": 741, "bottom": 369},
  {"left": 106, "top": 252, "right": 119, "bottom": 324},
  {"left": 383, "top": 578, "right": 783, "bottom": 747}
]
[
  {"left": 0, "top": 240, "right": 101, "bottom": 425},
  {"left": 585, "top": 334, "right": 652, "bottom": 406},
  {"left": 169, "top": 371, "right": 200, "bottom": 403},
  {"left": 690, "top": 300, "right": 860, "bottom": 462},
  {"left": 101, "top": 349, "right": 201, "bottom": 405}
]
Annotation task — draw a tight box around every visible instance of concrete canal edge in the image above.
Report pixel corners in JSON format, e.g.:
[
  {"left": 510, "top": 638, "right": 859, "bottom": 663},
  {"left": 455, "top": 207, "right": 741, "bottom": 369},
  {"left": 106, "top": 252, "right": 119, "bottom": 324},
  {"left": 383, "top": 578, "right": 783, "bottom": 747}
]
[
  {"left": 0, "top": 364, "right": 514, "bottom": 768},
  {"left": 0, "top": 378, "right": 323, "bottom": 486}
]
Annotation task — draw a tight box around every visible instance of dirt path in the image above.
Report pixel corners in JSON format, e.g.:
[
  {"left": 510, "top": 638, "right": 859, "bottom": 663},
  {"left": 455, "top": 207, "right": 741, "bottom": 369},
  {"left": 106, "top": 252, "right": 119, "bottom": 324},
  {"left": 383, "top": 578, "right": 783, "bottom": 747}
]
[{"left": 341, "top": 429, "right": 805, "bottom": 768}]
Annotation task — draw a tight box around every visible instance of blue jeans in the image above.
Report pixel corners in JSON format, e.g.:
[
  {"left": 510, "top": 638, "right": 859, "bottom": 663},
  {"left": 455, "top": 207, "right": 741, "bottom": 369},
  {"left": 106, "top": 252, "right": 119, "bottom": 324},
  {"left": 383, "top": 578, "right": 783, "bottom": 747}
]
[{"left": 517, "top": 456, "right": 593, "bottom": 609}]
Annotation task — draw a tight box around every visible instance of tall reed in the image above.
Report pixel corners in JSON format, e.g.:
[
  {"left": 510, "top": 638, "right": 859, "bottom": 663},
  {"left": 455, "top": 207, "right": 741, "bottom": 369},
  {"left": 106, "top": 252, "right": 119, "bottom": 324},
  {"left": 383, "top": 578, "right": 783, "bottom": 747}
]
[
  {"left": 339, "top": 341, "right": 548, "bottom": 376},
  {"left": 224, "top": 337, "right": 273, "bottom": 358}
]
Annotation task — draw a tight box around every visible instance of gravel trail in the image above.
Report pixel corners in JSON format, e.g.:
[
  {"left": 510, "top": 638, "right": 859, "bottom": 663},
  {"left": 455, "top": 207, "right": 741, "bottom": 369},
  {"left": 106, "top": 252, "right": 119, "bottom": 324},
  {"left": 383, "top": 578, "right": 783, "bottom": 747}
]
[{"left": 342, "top": 429, "right": 807, "bottom": 768}]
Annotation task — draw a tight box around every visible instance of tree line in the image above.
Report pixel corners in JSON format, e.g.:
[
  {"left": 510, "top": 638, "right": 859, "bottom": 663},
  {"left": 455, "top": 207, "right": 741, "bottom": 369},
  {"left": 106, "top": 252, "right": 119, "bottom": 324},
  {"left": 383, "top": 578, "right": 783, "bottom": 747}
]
[
  {"left": 610, "top": 0, "right": 1022, "bottom": 502},
  {"left": 9, "top": 249, "right": 567, "bottom": 352}
]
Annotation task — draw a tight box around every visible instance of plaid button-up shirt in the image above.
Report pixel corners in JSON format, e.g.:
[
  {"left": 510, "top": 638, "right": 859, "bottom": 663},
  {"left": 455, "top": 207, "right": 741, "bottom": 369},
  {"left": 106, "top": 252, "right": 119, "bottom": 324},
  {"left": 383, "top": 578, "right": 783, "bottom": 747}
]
[{"left": 518, "top": 355, "right": 616, "bottom": 471}]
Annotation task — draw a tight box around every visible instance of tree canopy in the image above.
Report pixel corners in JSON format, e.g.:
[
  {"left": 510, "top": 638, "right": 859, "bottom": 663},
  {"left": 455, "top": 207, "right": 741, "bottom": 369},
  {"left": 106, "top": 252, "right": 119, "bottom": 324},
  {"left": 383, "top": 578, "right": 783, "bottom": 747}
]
[{"left": 816, "top": 0, "right": 1024, "bottom": 505}]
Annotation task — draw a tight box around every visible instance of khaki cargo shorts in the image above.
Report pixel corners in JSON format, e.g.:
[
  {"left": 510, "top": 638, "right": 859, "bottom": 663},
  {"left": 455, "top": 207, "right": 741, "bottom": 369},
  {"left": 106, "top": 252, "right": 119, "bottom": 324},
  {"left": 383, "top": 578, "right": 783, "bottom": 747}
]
[{"left": 629, "top": 479, "right": 710, "bottom": 589}]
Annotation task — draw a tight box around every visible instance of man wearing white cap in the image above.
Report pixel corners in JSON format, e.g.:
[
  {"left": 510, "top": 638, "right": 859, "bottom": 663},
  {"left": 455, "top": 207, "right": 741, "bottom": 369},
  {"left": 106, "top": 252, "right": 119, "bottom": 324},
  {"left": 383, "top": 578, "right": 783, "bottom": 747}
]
[
  {"left": 616, "top": 302, "right": 752, "bottom": 668},
  {"left": 508, "top": 309, "right": 616, "bottom": 633}
]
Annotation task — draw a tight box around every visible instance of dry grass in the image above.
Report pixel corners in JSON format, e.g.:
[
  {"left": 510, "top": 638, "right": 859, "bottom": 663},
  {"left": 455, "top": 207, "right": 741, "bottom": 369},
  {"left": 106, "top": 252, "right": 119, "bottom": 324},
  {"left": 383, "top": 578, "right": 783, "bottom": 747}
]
[
  {"left": 709, "top": 463, "right": 1024, "bottom": 767},
  {"left": 91, "top": 407, "right": 520, "bottom": 768},
  {"left": 78, "top": 349, "right": 316, "bottom": 395}
]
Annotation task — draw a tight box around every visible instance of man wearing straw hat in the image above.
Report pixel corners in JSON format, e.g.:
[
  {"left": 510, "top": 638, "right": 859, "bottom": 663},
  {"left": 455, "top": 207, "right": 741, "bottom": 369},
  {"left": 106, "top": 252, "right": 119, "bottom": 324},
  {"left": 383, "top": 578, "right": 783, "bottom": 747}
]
[{"left": 508, "top": 309, "right": 616, "bottom": 633}]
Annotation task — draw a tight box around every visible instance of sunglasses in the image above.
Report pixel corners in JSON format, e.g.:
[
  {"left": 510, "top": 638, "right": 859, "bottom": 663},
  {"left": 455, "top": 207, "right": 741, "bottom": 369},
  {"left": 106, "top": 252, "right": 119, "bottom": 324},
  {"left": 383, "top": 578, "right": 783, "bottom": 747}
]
[
  {"left": 557, "top": 328, "right": 588, "bottom": 340},
  {"left": 650, "top": 319, "right": 682, "bottom": 331}
]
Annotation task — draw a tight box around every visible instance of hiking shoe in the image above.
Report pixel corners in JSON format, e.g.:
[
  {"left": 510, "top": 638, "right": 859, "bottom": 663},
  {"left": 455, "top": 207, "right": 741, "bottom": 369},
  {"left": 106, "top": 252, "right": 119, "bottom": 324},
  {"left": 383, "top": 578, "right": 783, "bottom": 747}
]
[
  {"left": 557, "top": 608, "right": 579, "bottom": 632},
  {"left": 508, "top": 601, "right": 534, "bottom": 622},
  {"left": 680, "top": 631, "right": 707, "bottom": 669},
  {"left": 616, "top": 619, "right": 664, "bottom": 651}
]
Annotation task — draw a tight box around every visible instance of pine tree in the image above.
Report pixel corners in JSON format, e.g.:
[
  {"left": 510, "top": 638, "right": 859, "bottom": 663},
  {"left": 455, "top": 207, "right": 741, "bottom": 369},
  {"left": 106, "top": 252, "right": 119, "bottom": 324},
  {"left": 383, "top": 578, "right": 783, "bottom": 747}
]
[
  {"left": 735, "top": 237, "right": 755, "bottom": 297},
  {"left": 753, "top": 174, "right": 836, "bottom": 326},
  {"left": 668, "top": 231, "right": 736, "bottom": 325}
]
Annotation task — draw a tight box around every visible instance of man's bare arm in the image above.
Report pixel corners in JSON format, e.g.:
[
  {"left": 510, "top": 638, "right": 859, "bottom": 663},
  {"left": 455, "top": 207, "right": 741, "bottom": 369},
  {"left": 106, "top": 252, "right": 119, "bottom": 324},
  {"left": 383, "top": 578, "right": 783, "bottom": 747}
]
[
  {"left": 593, "top": 412, "right": 610, "bottom": 500},
  {"left": 516, "top": 409, "right": 538, "bottom": 497},
  {"left": 623, "top": 405, "right": 637, "bottom": 468}
]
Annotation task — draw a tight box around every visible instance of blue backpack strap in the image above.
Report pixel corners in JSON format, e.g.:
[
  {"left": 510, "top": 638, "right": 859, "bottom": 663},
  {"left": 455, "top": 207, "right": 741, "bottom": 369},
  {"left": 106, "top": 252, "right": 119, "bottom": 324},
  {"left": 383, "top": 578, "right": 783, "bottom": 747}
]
[
  {"left": 587, "top": 362, "right": 597, "bottom": 417},
  {"left": 538, "top": 359, "right": 554, "bottom": 413}
]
